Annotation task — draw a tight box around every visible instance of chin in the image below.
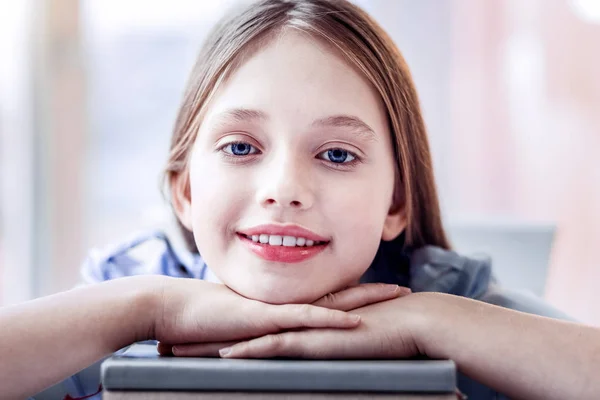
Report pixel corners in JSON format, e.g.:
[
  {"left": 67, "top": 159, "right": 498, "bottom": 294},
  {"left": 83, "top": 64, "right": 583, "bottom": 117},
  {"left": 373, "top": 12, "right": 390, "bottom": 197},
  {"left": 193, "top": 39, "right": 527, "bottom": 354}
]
[{"left": 236, "top": 282, "right": 325, "bottom": 305}]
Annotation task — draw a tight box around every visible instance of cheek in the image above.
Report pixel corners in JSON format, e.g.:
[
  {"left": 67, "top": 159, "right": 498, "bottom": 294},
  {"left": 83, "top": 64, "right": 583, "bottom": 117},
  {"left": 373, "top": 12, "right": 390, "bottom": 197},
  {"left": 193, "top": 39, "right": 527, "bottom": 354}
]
[
  {"left": 323, "top": 162, "right": 394, "bottom": 232},
  {"left": 321, "top": 174, "right": 392, "bottom": 272},
  {"left": 187, "top": 157, "right": 247, "bottom": 257},
  {"left": 328, "top": 195, "right": 384, "bottom": 250}
]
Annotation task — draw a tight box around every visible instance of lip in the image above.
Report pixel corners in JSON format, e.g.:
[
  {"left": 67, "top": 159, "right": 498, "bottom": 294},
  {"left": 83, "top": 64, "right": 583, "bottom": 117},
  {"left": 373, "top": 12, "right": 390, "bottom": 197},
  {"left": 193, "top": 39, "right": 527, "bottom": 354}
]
[
  {"left": 237, "top": 234, "right": 328, "bottom": 263},
  {"left": 237, "top": 224, "right": 329, "bottom": 242}
]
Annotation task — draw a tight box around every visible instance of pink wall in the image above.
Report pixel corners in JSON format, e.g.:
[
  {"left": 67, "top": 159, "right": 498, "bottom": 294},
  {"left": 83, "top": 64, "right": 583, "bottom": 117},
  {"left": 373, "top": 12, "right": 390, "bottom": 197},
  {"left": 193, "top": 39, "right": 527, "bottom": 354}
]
[{"left": 450, "top": 0, "right": 600, "bottom": 324}]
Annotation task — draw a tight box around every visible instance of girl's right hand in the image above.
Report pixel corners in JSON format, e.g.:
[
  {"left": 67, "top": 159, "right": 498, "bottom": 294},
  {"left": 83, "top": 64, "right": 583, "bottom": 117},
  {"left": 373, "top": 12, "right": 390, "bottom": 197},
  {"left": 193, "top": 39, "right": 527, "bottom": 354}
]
[{"left": 152, "top": 278, "right": 409, "bottom": 355}]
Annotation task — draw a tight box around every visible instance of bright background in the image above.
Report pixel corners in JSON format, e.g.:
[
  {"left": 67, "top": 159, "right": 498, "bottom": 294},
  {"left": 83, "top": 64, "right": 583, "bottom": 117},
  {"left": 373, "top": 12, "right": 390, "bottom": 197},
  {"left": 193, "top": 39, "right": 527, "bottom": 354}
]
[{"left": 1, "top": 0, "right": 600, "bottom": 324}]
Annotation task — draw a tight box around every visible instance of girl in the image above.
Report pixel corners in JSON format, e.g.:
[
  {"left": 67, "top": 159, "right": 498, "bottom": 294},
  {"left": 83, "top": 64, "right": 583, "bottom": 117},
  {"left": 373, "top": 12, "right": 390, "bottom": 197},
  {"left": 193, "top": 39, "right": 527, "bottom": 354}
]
[{"left": 35, "top": 0, "right": 572, "bottom": 398}]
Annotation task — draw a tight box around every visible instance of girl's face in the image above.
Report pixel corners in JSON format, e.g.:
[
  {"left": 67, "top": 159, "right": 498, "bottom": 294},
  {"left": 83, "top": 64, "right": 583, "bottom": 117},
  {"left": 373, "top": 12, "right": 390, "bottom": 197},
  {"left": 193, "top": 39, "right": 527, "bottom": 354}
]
[{"left": 175, "top": 31, "right": 405, "bottom": 304}]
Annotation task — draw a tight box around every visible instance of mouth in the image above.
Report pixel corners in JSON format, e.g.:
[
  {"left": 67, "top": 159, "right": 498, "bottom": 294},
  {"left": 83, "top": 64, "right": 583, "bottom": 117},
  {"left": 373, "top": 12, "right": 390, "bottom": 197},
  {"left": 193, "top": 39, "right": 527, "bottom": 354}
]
[
  {"left": 239, "top": 233, "right": 328, "bottom": 247},
  {"left": 236, "top": 224, "right": 330, "bottom": 263}
]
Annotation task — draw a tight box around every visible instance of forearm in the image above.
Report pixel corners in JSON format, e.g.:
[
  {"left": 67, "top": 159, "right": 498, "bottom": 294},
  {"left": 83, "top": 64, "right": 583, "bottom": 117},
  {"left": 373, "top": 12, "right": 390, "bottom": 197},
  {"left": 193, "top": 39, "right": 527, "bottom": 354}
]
[
  {"left": 0, "top": 276, "right": 163, "bottom": 399},
  {"left": 415, "top": 293, "right": 600, "bottom": 400}
]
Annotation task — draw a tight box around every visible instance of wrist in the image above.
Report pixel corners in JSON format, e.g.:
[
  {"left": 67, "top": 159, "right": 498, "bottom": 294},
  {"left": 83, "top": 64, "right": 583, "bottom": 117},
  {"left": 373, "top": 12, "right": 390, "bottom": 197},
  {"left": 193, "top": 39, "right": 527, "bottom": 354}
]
[
  {"left": 112, "top": 275, "right": 171, "bottom": 346},
  {"left": 403, "top": 292, "right": 453, "bottom": 359},
  {"left": 408, "top": 292, "right": 484, "bottom": 361}
]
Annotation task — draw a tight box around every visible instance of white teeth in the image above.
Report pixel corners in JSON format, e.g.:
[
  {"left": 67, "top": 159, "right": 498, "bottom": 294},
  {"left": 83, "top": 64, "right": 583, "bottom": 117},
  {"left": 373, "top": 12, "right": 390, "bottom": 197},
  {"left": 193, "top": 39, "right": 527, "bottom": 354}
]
[
  {"left": 268, "top": 235, "right": 283, "bottom": 246},
  {"left": 245, "top": 234, "right": 324, "bottom": 247},
  {"left": 282, "top": 236, "right": 296, "bottom": 247}
]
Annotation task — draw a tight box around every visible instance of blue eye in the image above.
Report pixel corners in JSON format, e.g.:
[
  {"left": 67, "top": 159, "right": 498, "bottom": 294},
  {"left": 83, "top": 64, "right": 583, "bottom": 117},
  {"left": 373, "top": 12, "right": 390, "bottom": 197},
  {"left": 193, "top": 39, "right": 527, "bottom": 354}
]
[
  {"left": 223, "top": 142, "right": 258, "bottom": 156},
  {"left": 318, "top": 148, "right": 356, "bottom": 164}
]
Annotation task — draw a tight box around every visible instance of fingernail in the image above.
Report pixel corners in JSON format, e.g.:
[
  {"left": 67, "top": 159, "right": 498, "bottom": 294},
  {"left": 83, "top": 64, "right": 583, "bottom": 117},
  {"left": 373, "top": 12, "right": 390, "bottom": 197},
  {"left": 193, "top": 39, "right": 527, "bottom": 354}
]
[
  {"left": 219, "top": 347, "right": 232, "bottom": 357},
  {"left": 171, "top": 346, "right": 178, "bottom": 356},
  {"left": 350, "top": 314, "right": 361, "bottom": 322},
  {"left": 398, "top": 286, "right": 412, "bottom": 294},
  {"left": 387, "top": 284, "right": 402, "bottom": 293}
]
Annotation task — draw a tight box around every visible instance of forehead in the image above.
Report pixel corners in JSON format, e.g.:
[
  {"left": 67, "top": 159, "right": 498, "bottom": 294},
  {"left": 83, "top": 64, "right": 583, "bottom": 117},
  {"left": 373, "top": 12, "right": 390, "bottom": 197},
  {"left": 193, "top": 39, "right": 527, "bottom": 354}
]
[{"left": 202, "top": 29, "right": 389, "bottom": 134}]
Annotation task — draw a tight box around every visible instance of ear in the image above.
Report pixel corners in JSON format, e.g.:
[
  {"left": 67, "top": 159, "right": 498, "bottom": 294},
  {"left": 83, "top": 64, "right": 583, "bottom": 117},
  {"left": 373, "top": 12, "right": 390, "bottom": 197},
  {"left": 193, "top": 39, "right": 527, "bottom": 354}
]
[
  {"left": 170, "top": 172, "right": 193, "bottom": 231},
  {"left": 382, "top": 183, "right": 407, "bottom": 241},
  {"left": 382, "top": 207, "right": 407, "bottom": 241}
]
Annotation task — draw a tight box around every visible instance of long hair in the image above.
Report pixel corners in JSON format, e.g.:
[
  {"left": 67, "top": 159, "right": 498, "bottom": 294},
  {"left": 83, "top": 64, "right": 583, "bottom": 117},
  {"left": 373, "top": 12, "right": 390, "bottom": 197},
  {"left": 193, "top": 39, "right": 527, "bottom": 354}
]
[{"left": 165, "top": 0, "right": 450, "bottom": 253}]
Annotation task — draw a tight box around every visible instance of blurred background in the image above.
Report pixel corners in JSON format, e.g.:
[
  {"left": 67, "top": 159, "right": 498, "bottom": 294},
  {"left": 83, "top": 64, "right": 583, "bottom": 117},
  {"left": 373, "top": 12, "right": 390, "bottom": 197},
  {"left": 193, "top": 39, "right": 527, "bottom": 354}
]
[{"left": 1, "top": 0, "right": 599, "bottom": 324}]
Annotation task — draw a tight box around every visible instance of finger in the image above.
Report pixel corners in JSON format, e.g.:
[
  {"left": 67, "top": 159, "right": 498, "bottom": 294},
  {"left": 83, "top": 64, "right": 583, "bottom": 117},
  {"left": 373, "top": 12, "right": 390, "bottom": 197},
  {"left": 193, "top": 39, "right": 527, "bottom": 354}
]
[
  {"left": 170, "top": 341, "right": 240, "bottom": 357},
  {"left": 157, "top": 342, "right": 173, "bottom": 356},
  {"left": 267, "top": 304, "right": 361, "bottom": 330},
  {"left": 219, "top": 330, "right": 345, "bottom": 359},
  {"left": 220, "top": 332, "right": 307, "bottom": 359},
  {"left": 312, "top": 284, "right": 410, "bottom": 311}
]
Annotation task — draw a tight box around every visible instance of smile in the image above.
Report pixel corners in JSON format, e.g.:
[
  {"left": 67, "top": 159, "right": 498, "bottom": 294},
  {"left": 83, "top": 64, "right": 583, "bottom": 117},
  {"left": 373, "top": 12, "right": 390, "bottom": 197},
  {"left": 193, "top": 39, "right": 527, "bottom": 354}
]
[
  {"left": 236, "top": 223, "right": 330, "bottom": 263},
  {"left": 241, "top": 233, "right": 327, "bottom": 247}
]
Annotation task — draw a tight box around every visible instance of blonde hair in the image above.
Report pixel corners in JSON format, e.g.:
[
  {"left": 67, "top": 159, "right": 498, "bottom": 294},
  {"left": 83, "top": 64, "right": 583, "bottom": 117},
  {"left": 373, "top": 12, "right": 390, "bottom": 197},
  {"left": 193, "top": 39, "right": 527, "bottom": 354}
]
[{"left": 165, "top": 0, "right": 450, "bottom": 253}]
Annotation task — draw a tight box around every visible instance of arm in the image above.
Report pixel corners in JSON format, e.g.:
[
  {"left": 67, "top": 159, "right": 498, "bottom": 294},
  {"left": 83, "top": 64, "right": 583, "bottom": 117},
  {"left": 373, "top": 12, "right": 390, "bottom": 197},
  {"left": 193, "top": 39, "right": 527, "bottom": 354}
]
[
  {"left": 0, "top": 276, "right": 161, "bottom": 399},
  {"left": 0, "top": 276, "right": 399, "bottom": 399},
  {"left": 414, "top": 293, "right": 600, "bottom": 400},
  {"left": 206, "top": 292, "right": 600, "bottom": 400}
]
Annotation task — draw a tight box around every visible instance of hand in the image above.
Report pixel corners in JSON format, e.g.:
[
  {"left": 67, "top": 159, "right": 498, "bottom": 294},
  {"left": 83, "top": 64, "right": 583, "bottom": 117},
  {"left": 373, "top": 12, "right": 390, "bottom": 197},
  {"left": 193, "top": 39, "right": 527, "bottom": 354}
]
[
  {"left": 152, "top": 278, "right": 408, "bottom": 355},
  {"left": 167, "top": 283, "right": 412, "bottom": 357},
  {"left": 216, "top": 292, "right": 432, "bottom": 359}
]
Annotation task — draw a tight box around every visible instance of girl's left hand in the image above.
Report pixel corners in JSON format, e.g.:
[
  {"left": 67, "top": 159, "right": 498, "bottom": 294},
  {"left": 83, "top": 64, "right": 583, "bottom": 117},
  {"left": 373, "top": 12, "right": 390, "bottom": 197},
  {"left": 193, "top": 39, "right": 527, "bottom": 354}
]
[{"left": 171, "top": 292, "right": 432, "bottom": 359}]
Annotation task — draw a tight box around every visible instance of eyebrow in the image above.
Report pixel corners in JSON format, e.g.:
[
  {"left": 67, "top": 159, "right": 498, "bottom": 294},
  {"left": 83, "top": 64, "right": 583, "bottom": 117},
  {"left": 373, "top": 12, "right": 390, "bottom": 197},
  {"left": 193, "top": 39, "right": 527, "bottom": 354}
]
[
  {"left": 212, "top": 108, "right": 268, "bottom": 124},
  {"left": 311, "top": 115, "right": 377, "bottom": 142},
  {"left": 212, "top": 108, "right": 378, "bottom": 142}
]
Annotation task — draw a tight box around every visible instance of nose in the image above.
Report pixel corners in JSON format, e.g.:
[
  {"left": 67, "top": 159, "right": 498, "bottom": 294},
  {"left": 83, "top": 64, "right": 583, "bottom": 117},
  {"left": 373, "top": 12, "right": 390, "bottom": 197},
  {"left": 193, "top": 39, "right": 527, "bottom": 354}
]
[{"left": 255, "top": 153, "right": 314, "bottom": 211}]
